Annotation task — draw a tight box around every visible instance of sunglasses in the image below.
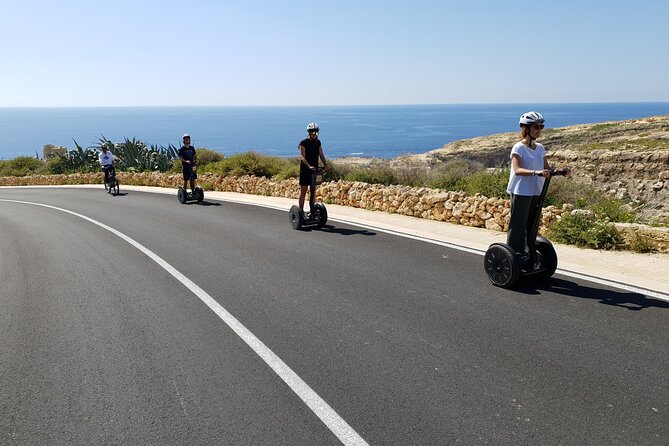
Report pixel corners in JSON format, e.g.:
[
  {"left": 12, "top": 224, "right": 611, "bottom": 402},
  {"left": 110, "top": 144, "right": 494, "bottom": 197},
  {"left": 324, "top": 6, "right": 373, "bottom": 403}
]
[{"left": 532, "top": 124, "right": 545, "bottom": 130}]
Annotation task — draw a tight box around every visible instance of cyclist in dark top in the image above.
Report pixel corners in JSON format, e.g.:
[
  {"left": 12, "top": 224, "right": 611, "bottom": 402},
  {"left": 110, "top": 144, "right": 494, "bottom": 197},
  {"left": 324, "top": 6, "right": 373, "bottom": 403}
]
[
  {"left": 298, "top": 122, "right": 327, "bottom": 214},
  {"left": 178, "top": 134, "right": 197, "bottom": 192}
]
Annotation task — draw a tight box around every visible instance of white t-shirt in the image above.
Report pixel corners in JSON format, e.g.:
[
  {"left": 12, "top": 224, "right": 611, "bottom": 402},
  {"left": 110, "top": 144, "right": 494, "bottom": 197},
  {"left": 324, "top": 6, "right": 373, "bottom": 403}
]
[
  {"left": 99, "top": 151, "right": 116, "bottom": 166},
  {"left": 506, "top": 142, "right": 546, "bottom": 196}
]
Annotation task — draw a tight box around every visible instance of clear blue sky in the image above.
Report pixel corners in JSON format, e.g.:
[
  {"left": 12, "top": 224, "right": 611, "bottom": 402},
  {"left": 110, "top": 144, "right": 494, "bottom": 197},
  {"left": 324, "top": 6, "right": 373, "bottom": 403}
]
[{"left": 2, "top": 0, "right": 667, "bottom": 106}]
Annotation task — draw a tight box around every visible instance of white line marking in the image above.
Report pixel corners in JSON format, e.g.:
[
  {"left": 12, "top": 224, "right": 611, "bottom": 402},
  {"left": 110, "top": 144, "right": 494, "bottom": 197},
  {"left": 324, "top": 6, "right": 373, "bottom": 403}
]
[{"left": 0, "top": 199, "right": 369, "bottom": 446}]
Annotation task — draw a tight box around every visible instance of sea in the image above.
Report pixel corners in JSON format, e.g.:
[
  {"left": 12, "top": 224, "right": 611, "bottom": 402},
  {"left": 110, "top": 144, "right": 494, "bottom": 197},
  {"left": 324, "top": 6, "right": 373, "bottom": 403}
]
[{"left": 1, "top": 103, "right": 669, "bottom": 160}]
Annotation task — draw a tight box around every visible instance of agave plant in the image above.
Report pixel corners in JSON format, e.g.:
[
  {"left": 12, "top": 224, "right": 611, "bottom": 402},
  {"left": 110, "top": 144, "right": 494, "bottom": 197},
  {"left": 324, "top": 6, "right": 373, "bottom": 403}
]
[
  {"left": 56, "top": 140, "right": 98, "bottom": 172},
  {"left": 150, "top": 143, "right": 180, "bottom": 171},
  {"left": 93, "top": 136, "right": 178, "bottom": 172}
]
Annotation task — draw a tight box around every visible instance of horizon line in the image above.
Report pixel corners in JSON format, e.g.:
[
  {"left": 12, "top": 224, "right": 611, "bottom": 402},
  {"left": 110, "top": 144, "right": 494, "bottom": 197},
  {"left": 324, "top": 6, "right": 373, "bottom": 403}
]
[{"left": 2, "top": 100, "right": 669, "bottom": 109}]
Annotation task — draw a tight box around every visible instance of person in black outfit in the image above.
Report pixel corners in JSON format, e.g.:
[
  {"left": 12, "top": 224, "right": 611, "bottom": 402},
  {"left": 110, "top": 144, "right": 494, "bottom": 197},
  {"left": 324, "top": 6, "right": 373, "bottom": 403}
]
[
  {"left": 298, "top": 122, "right": 327, "bottom": 213},
  {"left": 178, "top": 134, "right": 197, "bottom": 192}
]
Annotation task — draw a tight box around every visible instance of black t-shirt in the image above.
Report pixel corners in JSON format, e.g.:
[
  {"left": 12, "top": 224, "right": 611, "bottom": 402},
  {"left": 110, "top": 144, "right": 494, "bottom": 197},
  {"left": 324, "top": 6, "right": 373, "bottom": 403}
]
[
  {"left": 299, "top": 138, "right": 321, "bottom": 168},
  {"left": 179, "top": 146, "right": 196, "bottom": 165}
]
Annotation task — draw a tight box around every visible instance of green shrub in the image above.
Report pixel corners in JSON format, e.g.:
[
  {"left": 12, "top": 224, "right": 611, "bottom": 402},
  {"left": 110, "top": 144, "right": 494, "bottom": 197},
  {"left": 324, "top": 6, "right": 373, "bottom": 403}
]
[
  {"left": 0, "top": 156, "right": 43, "bottom": 176},
  {"left": 169, "top": 159, "right": 182, "bottom": 173},
  {"left": 426, "top": 159, "right": 478, "bottom": 191},
  {"left": 590, "top": 123, "right": 619, "bottom": 132},
  {"left": 392, "top": 166, "right": 428, "bottom": 187},
  {"left": 460, "top": 168, "right": 509, "bottom": 198},
  {"left": 424, "top": 162, "right": 508, "bottom": 197},
  {"left": 195, "top": 148, "right": 224, "bottom": 165},
  {"left": 545, "top": 179, "right": 636, "bottom": 222},
  {"left": 544, "top": 177, "right": 594, "bottom": 208},
  {"left": 0, "top": 160, "right": 10, "bottom": 176},
  {"left": 273, "top": 158, "right": 300, "bottom": 180},
  {"left": 202, "top": 151, "right": 292, "bottom": 178},
  {"left": 325, "top": 162, "right": 353, "bottom": 182},
  {"left": 547, "top": 211, "right": 623, "bottom": 250},
  {"left": 590, "top": 196, "right": 636, "bottom": 223},
  {"left": 39, "top": 156, "right": 75, "bottom": 174},
  {"left": 344, "top": 167, "right": 401, "bottom": 186}
]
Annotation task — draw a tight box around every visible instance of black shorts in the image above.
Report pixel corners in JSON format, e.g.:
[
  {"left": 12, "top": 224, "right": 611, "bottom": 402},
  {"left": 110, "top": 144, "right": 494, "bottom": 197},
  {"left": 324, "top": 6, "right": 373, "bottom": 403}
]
[
  {"left": 299, "top": 167, "right": 314, "bottom": 186},
  {"left": 182, "top": 165, "right": 197, "bottom": 181}
]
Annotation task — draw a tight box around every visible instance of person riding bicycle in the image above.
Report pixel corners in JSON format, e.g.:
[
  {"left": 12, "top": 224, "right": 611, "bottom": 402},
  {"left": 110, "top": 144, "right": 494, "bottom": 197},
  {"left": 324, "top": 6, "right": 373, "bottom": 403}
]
[
  {"left": 298, "top": 123, "right": 327, "bottom": 214},
  {"left": 178, "top": 134, "right": 197, "bottom": 193},
  {"left": 98, "top": 145, "right": 116, "bottom": 187}
]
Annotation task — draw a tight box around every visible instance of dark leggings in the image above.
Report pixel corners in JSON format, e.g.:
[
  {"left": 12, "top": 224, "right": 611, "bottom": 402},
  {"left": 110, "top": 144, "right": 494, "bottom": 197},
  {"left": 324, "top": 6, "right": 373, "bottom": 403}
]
[
  {"left": 103, "top": 165, "right": 114, "bottom": 184},
  {"left": 507, "top": 194, "right": 541, "bottom": 255}
]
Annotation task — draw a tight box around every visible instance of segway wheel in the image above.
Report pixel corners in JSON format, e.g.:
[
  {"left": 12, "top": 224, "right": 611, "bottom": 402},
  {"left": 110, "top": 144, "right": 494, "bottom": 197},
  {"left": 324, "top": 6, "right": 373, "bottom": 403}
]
[
  {"left": 177, "top": 187, "right": 187, "bottom": 204},
  {"left": 289, "top": 205, "right": 304, "bottom": 230},
  {"left": 194, "top": 186, "right": 204, "bottom": 203},
  {"left": 314, "top": 202, "right": 328, "bottom": 227},
  {"left": 535, "top": 236, "right": 558, "bottom": 278},
  {"left": 484, "top": 243, "right": 520, "bottom": 288}
]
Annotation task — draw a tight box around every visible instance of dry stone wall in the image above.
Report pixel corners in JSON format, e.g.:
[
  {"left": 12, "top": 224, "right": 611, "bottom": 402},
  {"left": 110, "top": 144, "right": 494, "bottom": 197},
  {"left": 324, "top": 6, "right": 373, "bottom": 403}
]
[
  {"left": 1, "top": 172, "right": 666, "bottom": 252},
  {"left": 0, "top": 171, "right": 573, "bottom": 232}
]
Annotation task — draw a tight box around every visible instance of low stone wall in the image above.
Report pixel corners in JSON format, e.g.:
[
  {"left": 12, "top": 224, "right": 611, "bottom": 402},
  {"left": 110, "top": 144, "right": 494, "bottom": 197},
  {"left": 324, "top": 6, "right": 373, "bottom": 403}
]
[
  {"left": 2, "top": 172, "right": 666, "bottom": 252},
  {"left": 613, "top": 223, "right": 669, "bottom": 253}
]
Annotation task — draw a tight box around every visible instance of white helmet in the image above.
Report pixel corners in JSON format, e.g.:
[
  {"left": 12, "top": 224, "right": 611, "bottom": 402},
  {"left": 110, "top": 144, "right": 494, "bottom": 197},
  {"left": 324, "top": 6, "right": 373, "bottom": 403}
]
[
  {"left": 183, "top": 133, "right": 191, "bottom": 139},
  {"left": 306, "top": 122, "right": 319, "bottom": 132},
  {"left": 519, "top": 111, "right": 545, "bottom": 127}
]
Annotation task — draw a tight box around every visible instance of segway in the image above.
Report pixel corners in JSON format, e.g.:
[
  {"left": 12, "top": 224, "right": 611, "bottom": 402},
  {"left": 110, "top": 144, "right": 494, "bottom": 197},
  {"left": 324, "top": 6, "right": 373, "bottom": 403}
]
[
  {"left": 484, "top": 169, "right": 569, "bottom": 288},
  {"left": 289, "top": 167, "right": 327, "bottom": 230},
  {"left": 177, "top": 165, "right": 204, "bottom": 204}
]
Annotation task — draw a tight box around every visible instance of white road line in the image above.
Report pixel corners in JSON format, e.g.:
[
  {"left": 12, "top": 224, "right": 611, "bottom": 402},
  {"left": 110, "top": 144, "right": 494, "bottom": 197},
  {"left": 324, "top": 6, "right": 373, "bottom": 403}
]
[{"left": 0, "top": 199, "right": 369, "bottom": 446}]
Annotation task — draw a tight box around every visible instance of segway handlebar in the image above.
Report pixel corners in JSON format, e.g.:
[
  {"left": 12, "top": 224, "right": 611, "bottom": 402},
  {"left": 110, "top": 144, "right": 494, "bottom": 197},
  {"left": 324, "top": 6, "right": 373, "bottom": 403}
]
[{"left": 538, "top": 168, "right": 570, "bottom": 177}]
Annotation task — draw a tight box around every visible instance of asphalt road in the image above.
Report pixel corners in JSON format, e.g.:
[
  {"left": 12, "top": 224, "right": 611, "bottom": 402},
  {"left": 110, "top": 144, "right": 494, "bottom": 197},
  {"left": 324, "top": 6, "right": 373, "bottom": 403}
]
[{"left": 1, "top": 187, "right": 668, "bottom": 446}]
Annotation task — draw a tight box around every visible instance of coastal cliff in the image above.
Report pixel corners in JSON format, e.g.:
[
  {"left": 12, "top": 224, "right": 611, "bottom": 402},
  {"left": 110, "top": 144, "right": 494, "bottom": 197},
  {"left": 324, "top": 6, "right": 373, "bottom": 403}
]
[
  {"left": 336, "top": 115, "right": 669, "bottom": 219},
  {"left": 432, "top": 115, "right": 669, "bottom": 215}
]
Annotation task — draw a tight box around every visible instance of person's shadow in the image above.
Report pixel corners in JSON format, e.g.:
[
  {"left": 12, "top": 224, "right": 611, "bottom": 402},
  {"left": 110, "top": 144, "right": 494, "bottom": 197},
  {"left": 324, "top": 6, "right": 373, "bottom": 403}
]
[
  {"left": 195, "top": 201, "right": 222, "bottom": 207},
  {"left": 298, "top": 224, "right": 376, "bottom": 236},
  {"left": 180, "top": 200, "right": 221, "bottom": 206},
  {"left": 516, "top": 277, "right": 669, "bottom": 311}
]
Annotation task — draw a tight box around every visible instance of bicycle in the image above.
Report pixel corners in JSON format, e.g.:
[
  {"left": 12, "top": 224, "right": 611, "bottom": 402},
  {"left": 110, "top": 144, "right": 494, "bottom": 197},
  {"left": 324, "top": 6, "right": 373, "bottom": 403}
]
[{"left": 103, "top": 165, "right": 120, "bottom": 196}]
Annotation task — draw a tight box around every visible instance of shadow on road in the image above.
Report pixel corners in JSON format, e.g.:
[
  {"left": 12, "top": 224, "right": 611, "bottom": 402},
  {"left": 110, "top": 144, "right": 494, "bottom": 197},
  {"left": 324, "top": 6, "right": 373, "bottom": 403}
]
[
  {"left": 299, "top": 224, "right": 376, "bottom": 236},
  {"left": 181, "top": 201, "right": 222, "bottom": 207},
  {"left": 517, "top": 277, "right": 669, "bottom": 311}
]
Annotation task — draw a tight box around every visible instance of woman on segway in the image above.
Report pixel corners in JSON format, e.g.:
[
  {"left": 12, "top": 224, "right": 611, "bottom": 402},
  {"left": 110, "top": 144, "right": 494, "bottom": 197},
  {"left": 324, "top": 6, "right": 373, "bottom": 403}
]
[
  {"left": 506, "top": 111, "right": 561, "bottom": 270},
  {"left": 484, "top": 112, "right": 571, "bottom": 287},
  {"left": 179, "top": 134, "right": 197, "bottom": 193},
  {"left": 298, "top": 123, "right": 327, "bottom": 216}
]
